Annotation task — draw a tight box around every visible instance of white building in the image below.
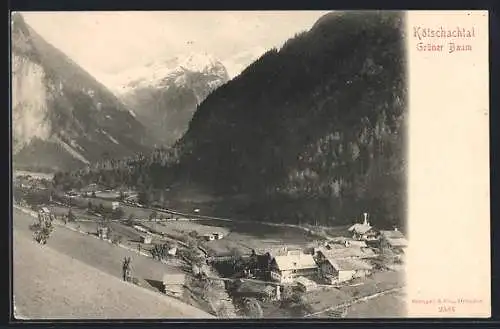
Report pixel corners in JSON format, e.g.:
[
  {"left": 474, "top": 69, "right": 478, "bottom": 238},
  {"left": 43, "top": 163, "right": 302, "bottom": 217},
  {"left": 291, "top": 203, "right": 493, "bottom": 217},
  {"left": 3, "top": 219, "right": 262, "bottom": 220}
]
[
  {"left": 270, "top": 250, "right": 318, "bottom": 283},
  {"left": 111, "top": 202, "right": 120, "bottom": 211}
]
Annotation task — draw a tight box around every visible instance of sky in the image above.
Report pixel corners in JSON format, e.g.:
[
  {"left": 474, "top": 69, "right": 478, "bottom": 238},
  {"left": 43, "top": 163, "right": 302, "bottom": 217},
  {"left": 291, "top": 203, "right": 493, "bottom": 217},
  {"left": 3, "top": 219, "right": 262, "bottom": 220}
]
[{"left": 21, "top": 11, "right": 330, "bottom": 90}]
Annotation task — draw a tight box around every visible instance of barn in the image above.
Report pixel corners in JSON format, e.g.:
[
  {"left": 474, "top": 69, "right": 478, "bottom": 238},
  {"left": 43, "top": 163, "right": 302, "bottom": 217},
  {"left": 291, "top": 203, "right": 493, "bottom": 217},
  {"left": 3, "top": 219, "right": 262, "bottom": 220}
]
[{"left": 320, "top": 258, "right": 373, "bottom": 284}]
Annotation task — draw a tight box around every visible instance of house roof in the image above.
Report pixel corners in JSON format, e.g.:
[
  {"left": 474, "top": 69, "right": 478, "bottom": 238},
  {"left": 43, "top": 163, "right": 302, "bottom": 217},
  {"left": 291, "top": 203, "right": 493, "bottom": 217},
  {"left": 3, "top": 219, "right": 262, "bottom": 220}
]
[
  {"left": 380, "top": 230, "right": 405, "bottom": 239},
  {"left": 316, "top": 246, "right": 376, "bottom": 259},
  {"left": 273, "top": 253, "right": 317, "bottom": 271},
  {"left": 348, "top": 240, "right": 368, "bottom": 248},
  {"left": 163, "top": 273, "right": 186, "bottom": 285},
  {"left": 348, "top": 223, "right": 373, "bottom": 235},
  {"left": 386, "top": 238, "right": 408, "bottom": 247},
  {"left": 327, "top": 258, "right": 373, "bottom": 271},
  {"left": 380, "top": 230, "right": 408, "bottom": 247},
  {"left": 295, "top": 276, "right": 317, "bottom": 288}
]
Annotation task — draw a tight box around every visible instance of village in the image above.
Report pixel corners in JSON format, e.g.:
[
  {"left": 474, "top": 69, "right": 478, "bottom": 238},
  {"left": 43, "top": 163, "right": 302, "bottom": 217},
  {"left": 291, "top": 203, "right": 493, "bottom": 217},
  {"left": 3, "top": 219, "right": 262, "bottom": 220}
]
[{"left": 13, "top": 173, "right": 408, "bottom": 318}]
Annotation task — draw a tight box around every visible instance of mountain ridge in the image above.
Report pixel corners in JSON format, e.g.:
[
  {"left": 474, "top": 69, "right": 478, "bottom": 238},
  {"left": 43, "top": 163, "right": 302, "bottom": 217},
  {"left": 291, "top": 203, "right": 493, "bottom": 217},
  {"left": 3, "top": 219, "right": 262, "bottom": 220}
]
[
  {"left": 12, "top": 13, "right": 155, "bottom": 172},
  {"left": 117, "top": 52, "right": 230, "bottom": 145}
]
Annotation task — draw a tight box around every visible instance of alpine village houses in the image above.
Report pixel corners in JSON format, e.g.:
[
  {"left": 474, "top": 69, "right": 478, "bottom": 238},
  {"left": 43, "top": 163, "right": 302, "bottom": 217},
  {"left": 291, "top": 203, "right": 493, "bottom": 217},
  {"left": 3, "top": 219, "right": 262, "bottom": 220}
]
[
  {"left": 242, "top": 213, "right": 407, "bottom": 286},
  {"left": 269, "top": 250, "right": 318, "bottom": 283},
  {"left": 347, "top": 213, "right": 378, "bottom": 242}
]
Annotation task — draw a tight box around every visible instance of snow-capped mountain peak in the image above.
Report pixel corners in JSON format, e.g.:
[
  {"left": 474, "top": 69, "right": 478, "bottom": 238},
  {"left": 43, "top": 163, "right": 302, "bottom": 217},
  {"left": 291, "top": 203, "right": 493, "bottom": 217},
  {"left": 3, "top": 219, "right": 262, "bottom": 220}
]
[
  {"left": 113, "top": 52, "right": 227, "bottom": 95},
  {"left": 179, "top": 52, "right": 219, "bottom": 73},
  {"left": 116, "top": 52, "right": 230, "bottom": 146}
]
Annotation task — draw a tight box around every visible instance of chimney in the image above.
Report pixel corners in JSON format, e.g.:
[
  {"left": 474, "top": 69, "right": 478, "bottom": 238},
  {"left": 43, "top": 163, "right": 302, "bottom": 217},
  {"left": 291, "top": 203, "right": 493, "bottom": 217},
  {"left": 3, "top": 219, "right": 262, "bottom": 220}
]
[{"left": 363, "top": 212, "right": 368, "bottom": 225}]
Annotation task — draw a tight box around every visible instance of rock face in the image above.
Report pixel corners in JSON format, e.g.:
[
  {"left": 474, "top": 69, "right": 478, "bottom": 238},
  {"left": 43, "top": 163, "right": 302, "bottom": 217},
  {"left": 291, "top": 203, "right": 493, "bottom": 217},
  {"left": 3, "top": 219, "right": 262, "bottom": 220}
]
[
  {"left": 11, "top": 13, "right": 154, "bottom": 172},
  {"left": 118, "top": 53, "right": 230, "bottom": 145}
]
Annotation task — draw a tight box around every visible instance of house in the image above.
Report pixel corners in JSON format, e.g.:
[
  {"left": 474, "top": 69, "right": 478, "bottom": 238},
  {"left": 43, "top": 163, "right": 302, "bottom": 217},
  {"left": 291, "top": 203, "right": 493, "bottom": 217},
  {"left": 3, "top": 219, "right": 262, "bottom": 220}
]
[
  {"left": 314, "top": 245, "right": 376, "bottom": 262},
  {"left": 213, "top": 232, "right": 224, "bottom": 240},
  {"left": 97, "top": 226, "right": 109, "bottom": 240},
  {"left": 141, "top": 235, "right": 153, "bottom": 244},
  {"left": 379, "top": 229, "right": 408, "bottom": 253},
  {"left": 347, "top": 213, "right": 378, "bottom": 241},
  {"left": 111, "top": 202, "right": 120, "bottom": 211},
  {"left": 80, "top": 183, "right": 100, "bottom": 196},
  {"left": 319, "top": 257, "right": 373, "bottom": 284},
  {"left": 167, "top": 246, "right": 177, "bottom": 256},
  {"left": 346, "top": 240, "right": 368, "bottom": 248},
  {"left": 270, "top": 250, "right": 318, "bottom": 283},
  {"left": 40, "top": 207, "right": 51, "bottom": 214},
  {"left": 163, "top": 273, "right": 186, "bottom": 297},
  {"left": 203, "top": 234, "right": 215, "bottom": 241},
  {"left": 296, "top": 276, "right": 318, "bottom": 292}
]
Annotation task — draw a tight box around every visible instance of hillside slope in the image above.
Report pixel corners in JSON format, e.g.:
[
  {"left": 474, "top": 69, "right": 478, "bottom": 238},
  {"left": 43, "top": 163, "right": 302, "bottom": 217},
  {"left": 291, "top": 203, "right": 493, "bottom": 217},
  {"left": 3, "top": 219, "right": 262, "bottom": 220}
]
[
  {"left": 11, "top": 13, "right": 155, "bottom": 172},
  {"left": 13, "top": 221, "right": 213, "bottom": 319}
]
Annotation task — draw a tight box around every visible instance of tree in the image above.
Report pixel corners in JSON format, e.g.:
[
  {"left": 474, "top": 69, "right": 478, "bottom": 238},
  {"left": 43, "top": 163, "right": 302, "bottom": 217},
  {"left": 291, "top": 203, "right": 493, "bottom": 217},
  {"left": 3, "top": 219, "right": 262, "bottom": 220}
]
[
  {"left": 87, "top": 201, "right": 93, "bottom": 211},
  {"left": 111, "top": 234, "right": 123, "bottom": 245},
  {"left": 138, "top": 189, "right": 152, "bottom": 206},
  {"left": 149, "top": 210, "right": 158, "bottom": 221},
  {"left": 244, "top": 298, "right": 263, "bottom": 318},
  {"left": 112, "top": 208, "right": 125, "bottom": 220},
  {"left": 97, "top": 203, "right": 105, "bottom": 214},
  {"left": 188, "top": 230, "right": 199, "bottom": 238},
  {"left": 127, "top": 213, "right": 135, "bottom": 225},
  {"left": 91, "top": 191, "right": 96, "bottom": 198},
  {"left": 67, "top": 209, "right": 76, "bottom": 222},
  {"left": 216, "top": 303, "right": 233, "bottom": 318}
]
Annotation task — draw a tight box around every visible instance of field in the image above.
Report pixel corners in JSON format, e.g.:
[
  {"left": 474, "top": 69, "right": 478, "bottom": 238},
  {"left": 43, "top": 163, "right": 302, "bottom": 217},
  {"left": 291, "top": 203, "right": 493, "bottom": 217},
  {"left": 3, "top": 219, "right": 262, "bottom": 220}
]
[
  {"left": 58, "top": 191, "right": 328, "bottom": 257},
  {"left": 303, "top": 270, "right": 406, "bottom": 318},
  {"left": 344, "top": 289, "right": 406, "bottom": 318},
  {"left": 13, "top": 209, "right": 213, "bottom": 319},
  {"left": 142, "top": 218, "right": 319, "bottom": 256}
]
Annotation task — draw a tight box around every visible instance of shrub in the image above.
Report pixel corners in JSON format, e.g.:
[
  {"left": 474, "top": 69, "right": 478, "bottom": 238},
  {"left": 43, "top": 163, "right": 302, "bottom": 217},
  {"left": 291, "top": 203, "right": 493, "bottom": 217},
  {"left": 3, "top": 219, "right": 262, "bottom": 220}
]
[
  {"left": 111, "top": 235, "right": 123, "bottom": 245},
  {"left": 244, "top": 298, "right": 263, "bottom": 318},
  {"left": 112, "top": 208, "right": 125, "bottom": 220}
]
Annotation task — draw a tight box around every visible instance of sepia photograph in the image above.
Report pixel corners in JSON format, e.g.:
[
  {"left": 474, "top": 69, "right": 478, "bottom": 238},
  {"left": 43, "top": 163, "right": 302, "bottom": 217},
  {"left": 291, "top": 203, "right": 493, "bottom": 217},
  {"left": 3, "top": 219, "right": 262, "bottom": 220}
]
[{"left": 10, "top": 10, "right": 489, "bottom": 320}]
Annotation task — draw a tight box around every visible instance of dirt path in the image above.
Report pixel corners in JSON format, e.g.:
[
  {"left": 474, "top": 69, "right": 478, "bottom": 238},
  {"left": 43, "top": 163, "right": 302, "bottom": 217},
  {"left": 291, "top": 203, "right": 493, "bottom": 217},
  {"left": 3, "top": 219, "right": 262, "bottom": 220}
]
[{"left": 13, "top": 224, "right": 213, "bottom": 319}]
